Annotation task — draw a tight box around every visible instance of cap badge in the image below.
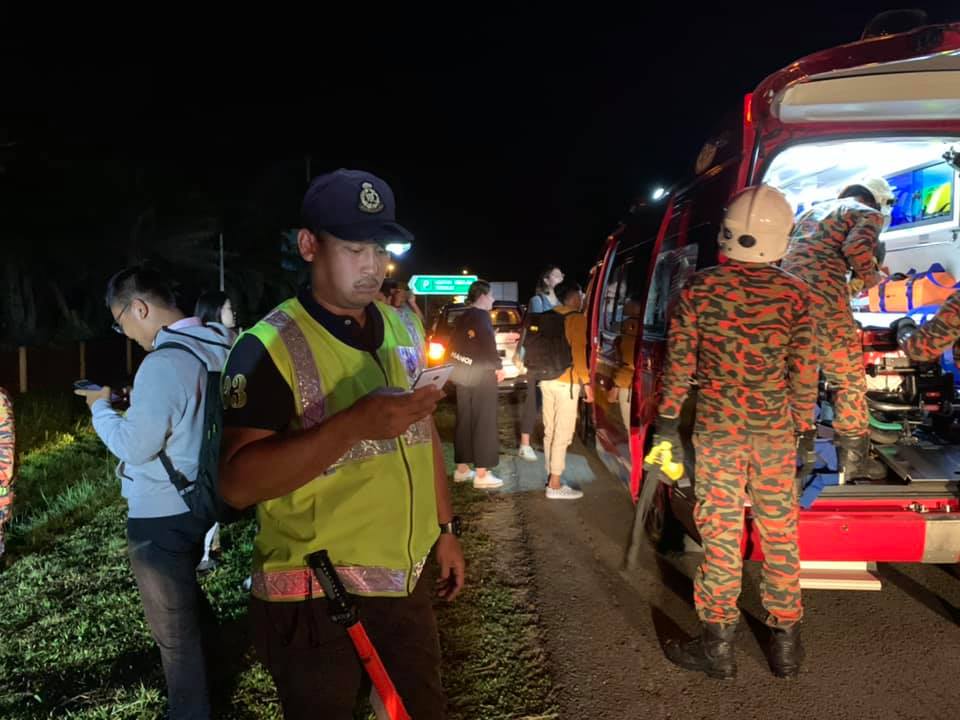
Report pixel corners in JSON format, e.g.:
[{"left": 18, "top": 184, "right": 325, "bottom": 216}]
[{"left": 358, "top": 182, "right": 384, "bottom": 214}]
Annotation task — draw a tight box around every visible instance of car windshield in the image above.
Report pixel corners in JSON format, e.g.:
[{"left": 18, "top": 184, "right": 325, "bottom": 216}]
[{"left": 490, "top": 309, "right": 521, "bottom": 326}]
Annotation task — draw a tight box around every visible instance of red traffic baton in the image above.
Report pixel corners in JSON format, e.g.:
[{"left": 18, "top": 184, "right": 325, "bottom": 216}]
[{"left": 307, "top": 550, "right": 411, "bottom": 720}]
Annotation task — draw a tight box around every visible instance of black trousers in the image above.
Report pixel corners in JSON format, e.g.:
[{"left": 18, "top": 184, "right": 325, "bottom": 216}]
[
  {"left": 251, "top": 571, "right": 446, "bottom": 720},
  {"left": 127, "top": 512, "right": 213, "bottom": 720},
  {"left": 520, "top": 378, "right": 540, "bottom": 436},
  {"left": 455, "top": 372, "right": 500, "bottom": 469}
]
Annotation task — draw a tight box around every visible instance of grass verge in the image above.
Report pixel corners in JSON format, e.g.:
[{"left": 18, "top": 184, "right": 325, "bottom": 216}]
[{"left": 0, "top": 394, "right": 556, "bottom": 719}]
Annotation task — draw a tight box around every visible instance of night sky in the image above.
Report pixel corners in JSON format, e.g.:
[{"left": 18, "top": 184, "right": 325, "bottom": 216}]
[{"left": 3, "top": 3, "right": 957, "bottom": 316}]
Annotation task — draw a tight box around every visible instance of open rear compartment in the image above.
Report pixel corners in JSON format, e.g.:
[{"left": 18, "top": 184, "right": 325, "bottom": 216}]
[{"left": 763, "top": 136, "right": 960, "bottom": 504}]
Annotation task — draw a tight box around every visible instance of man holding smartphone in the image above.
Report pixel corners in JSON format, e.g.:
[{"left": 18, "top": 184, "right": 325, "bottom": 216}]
[
  {"left": 218, "top": 169, "right": 464, "bottom": 719},
  {"left": 74, "top": 266, "right": 234, "bottom": 720}
]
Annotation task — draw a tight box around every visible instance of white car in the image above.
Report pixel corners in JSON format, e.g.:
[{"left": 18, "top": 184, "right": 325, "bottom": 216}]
[{"left": 427, "top": 301, "right": 526, "bottom": 390}]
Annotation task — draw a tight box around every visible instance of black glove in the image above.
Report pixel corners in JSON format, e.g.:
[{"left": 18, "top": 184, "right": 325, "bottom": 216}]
[
  {"left": 651, "top": 415, "right": 684, "bottom": 468},
  {"left": 891, "top": 317, "right": 917, "bottom": 346},
  {"left": 795, "top": 428, "right": 818, "bottom": 493}
]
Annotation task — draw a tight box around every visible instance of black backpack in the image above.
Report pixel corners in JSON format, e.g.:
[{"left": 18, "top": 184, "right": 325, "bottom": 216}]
[
  {"left": 520, "top": 310, "right": 576, "bottom": 382},
  {"left": 154, "top": 340, "right": 245, "bottom": 526}
]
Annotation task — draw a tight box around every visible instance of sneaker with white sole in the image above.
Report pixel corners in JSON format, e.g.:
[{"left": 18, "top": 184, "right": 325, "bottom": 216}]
[
  {"left": 453, "top": 468, "right": 476, "bottom": 483},
  {"left": 473, "top": 473, "right": 504, "bottom": 489},
  {"left": 546, "top": 485, "right": 583, "bottom": 500},
  {"left": 517, "top": 445, "right": 537, "bottom": 462}
]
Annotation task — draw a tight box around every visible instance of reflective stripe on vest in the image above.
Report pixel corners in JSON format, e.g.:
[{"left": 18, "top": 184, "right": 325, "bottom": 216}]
[
  {"left": 262, "top": 304, "right": 432, "bottom": 471},
  {"left": 263, "top": 309, "right": 326, "bottom": 428},
  {"left": 251, "top": 555, "right": 428, "bottom": 601}
]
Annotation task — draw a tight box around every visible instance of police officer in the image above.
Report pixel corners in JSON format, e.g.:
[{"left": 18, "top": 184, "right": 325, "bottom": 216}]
[
  {"left": 653, "top": 185, "right": 818, "bottom": 680},
  {"left": 450, "top": 280, "right": 505, "bottom": 489},
  {"left": 219, "top": 169, "right": 465, "bottom": 719},
  {"left": 780, "top": 178, "right": 895, "bottom": 480}
]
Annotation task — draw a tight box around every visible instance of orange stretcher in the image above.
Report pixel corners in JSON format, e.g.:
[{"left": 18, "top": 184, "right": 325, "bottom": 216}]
[{"left": 868, "top": 263, "right": 958, "bottom": 312}]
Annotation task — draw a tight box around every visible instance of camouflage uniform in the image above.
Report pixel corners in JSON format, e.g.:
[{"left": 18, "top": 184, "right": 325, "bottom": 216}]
[
  {"left": 658, "top": 261, "right": 817, "bottom": 627},
  {"left": 0, "top": 388, "right": 14, "bottom": 556},
  {"left": 902, "top": 290, "right": 960, "bottom": 362},
  {"left": 780, "top": 199, "right": 884, "bottom": 436}
]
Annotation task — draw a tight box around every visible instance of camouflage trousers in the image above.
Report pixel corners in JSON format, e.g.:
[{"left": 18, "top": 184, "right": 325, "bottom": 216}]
[
  {"left": 692, "top": 432, "right": 802, "bottom": 628},
  {"left": 814, "top": 301, "right": 868, "bottom": 436}
]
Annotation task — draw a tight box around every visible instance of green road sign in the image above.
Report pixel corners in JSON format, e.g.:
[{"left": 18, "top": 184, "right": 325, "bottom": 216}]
[{"left": 408, "top": 274, "right": 478, "bottom": 295}]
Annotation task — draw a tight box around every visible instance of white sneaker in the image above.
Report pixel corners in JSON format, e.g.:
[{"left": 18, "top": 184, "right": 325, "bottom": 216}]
[
  {"left": 517, "top": 445, "right": 537, "bottom": 462},
  {"left": 546, "top": 485, "right": 583, "bottom": 500},
  {"left": 453, "top": 468, "right": 476, "bottom": 483},
  {"left": 473, "top": 473, "right": 504, "bottom": 489}
]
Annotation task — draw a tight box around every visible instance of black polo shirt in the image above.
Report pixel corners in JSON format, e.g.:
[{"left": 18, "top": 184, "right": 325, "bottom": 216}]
[{"left": 223, "top": 289, "right": 384, "bottom": 432}]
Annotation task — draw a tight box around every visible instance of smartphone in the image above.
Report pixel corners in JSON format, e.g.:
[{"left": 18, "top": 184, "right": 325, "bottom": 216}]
[
  {"left": 73, "top": 379, "right": 103, "bottom": 392},
  {"left": 412, "top": 364, "right": 455, "bottom": 391}
]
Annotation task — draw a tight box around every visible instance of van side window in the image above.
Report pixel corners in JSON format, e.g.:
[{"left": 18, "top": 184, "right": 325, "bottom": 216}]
[
  {"left": 602, "top": 260, "right": 632, "bottom": 334},
  {"left": 602, "top": 242, "right": 654, "bottom": 335},
  {"left": 687, "top": 159, "right": 738, "bottom": 270},
  {"left": 688, "top": 219, "right": 721, "bottom": 270},
  {"left": 643, "top": 245, "right": 700, "bottom": 339},
  {"left": 659, "top": 201, "right": 690, "bottom": 256}
]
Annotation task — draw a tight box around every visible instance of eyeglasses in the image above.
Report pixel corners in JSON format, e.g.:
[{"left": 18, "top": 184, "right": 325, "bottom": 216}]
[{"left": 112, "top": 303, "right": 131, "bottom": 334}]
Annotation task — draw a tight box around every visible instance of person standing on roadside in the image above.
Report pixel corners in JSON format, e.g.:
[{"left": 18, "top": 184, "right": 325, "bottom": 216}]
[
  {"left": 450, "top": 280, "right": 505, "bottom": 490},
  {"left": 218, "top": 169, "right": 464, "bottom": 719},
  {"left": 518, "top": 264, "right": 564, "bottom": 460},
  {"left": 0, "top": 387, "right": 15, "bottom": 559}
]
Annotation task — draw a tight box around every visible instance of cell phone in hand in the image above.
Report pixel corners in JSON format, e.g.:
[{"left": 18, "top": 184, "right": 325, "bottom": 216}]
[
  {"left": 73, "top": 379, "right": 103, "bottom": 392},
  {"left": 412, "top": 364, "right": 455, "bottom": 391}
]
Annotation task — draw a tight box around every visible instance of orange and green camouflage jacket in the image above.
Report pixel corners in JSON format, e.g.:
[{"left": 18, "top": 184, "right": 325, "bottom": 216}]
[
  {"left": 657, "top": 261, "right": 818, "bottom": 435},
  {"left": 0, "top": 387, "right": 14, "bottom": 526},
  {"left": 780, "top": 198, "right": 884, "bottom": 313},
  {"left": 903, "top": 290, "right": 960, "bottom": 362}
]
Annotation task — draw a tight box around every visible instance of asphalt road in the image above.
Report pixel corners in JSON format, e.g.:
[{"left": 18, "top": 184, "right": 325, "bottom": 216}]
[{"left": 511, "top": 436, "right": 960, "bottom": 720}]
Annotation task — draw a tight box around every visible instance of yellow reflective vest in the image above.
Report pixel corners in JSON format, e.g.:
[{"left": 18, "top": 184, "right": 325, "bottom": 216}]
[{"left": 241, "top": 298, "right": 438, "bottom": 601}]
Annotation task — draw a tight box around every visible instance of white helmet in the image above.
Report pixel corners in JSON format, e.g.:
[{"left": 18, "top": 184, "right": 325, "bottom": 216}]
[
  {"left": 717, "top": 185, "right": 795, "bottom": 263},
  {"left": 847, "top": 177, "right": 895, "bottom": 229}
]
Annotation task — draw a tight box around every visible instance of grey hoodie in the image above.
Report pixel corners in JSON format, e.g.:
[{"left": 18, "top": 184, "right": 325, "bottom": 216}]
[{"left": 92, "top": 321, "right": 234, "bottom": 519}]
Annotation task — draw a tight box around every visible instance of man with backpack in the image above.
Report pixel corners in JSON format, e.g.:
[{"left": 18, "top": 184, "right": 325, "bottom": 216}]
[
  {"left": 521, "top": 280, "right": 592, "bottom": 499},
  {"left": 75, "top": 266, "right": 233, "bottom": 720}
]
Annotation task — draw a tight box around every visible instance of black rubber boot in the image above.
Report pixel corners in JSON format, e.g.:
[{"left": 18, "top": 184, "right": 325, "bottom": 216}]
[
  {"left": 769, "top": 624, "right": 804, "bottom": 678},
  {"left": 664, "top": 622, "right": 737, "bottom": 679},
  {"left": 835, "top": 433, "right": 887, "bottom": 480}
]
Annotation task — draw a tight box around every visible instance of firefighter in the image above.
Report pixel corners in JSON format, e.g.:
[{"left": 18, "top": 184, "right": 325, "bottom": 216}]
[
  {"left": 653, "top": 185, "right": 818, "bottom": 679},
  {"left": 780, "top": 178, "right": 895, "bottom": 481},
  {"left": 893, "top": 290, "right": 960, "bottom": 362},
  {"left": 0, "top": 386, "right": 14, "bottom": 558}
]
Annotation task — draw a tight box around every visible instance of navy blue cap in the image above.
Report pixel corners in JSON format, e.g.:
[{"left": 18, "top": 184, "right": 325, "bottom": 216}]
[{"left": 301, "top": 169, "right": 413, "bottom": 250}]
